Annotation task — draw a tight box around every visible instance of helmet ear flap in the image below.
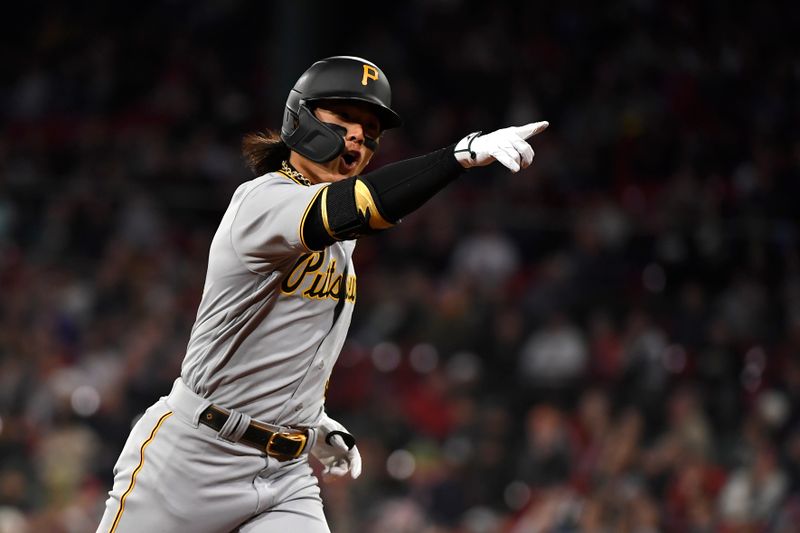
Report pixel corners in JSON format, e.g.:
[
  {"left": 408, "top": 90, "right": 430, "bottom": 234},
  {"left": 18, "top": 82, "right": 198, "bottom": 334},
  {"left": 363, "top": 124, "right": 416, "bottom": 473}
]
[{"left": 281, "top": 104, "right": 345, "bottom": 163}]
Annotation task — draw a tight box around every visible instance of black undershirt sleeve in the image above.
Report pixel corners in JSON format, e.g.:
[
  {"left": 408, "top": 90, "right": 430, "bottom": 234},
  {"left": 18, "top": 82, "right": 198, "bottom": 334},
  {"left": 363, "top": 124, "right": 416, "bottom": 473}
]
[
  {"left": 360, "top": 143, "right": 463, "bottom": 222},
  {"left": 301, "top": 145, "right": 464, "bottom": 251}
]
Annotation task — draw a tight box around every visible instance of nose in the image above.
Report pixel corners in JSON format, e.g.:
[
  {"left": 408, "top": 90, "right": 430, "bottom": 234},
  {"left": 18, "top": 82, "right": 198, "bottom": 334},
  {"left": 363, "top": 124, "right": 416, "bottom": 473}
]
[{"left": 346, "top": 123, "right": 365, "bottom": 145}]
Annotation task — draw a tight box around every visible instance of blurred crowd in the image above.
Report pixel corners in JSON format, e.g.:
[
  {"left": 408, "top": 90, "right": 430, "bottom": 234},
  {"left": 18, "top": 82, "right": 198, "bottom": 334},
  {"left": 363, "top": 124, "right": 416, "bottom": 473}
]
[{"left": 2, "top": 1, "right": 800, "bottom": 532}]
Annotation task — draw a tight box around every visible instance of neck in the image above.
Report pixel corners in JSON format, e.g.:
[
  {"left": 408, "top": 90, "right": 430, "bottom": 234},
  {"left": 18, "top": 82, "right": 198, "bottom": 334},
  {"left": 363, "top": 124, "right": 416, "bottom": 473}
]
[{"left": 288, "top": 153, "right": 340, "bottom": 184}]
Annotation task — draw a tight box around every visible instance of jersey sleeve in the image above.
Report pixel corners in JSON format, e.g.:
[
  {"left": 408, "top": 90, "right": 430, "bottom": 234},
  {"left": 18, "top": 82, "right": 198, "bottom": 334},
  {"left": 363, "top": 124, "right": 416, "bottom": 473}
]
[{"left": 230, "top": 178, "right": 327, "bottom": 273}]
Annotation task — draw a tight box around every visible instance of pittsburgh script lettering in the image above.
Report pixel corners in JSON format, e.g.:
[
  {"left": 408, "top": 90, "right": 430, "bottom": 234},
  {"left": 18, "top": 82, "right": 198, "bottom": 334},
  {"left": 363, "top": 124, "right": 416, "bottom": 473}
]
[{"left": 281, "top": 252, "right": 356, "bottom": 303}]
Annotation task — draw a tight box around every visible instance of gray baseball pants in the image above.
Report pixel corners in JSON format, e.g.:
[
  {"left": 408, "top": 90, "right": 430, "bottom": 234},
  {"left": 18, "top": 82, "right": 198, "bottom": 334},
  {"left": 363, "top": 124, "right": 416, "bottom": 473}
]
[{"left": 96, "top": 378, "right": 329, "bottom": 533}]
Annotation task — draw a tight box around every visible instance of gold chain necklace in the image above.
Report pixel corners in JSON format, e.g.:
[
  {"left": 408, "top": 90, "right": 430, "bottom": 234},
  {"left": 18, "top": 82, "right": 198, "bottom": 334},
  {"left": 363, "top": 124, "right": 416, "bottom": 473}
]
[{"left": 280, "top": 160, "right": 311, "bottom": 186}]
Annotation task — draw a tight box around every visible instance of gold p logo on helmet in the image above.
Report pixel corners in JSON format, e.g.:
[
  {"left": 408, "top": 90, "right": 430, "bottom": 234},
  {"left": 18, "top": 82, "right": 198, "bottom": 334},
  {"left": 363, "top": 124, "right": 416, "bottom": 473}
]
[{"left": 361, "top": 65, "right": 378, "bottom": 86}]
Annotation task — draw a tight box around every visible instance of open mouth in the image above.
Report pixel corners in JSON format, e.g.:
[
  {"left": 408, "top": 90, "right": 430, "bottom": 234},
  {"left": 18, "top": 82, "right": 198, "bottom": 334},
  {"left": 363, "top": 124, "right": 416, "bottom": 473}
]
[{"left": 340, "top": 150, "right": 361, "bottom": 171}]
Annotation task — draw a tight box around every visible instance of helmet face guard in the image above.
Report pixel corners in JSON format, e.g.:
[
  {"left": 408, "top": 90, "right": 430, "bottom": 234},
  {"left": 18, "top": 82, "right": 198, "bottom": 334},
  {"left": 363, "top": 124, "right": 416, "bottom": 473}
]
[
  {"left": 281, "top": 56, "right": 402, "bottom": 163},
  {"left": 282, "top": 105, "right": 347, "bottom": 163}
]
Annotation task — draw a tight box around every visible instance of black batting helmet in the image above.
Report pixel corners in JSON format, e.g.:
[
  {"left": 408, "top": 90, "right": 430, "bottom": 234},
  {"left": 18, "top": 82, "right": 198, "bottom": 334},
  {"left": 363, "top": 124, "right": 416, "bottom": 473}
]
[{"left": 280, "top": 56, "right": 402, "bottom": 163}]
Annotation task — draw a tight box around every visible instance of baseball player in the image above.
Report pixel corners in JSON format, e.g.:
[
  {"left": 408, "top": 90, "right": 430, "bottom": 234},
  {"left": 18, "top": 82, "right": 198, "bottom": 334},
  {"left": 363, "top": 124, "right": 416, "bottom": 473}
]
[{"left": 97, "top": 55, "right": 548, "bottom": 532}]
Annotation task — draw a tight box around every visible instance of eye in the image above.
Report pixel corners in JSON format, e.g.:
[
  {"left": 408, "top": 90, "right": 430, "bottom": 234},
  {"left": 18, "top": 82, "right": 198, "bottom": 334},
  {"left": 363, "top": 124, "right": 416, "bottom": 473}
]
[
  {"left": 324, "top": 123, "right": 347, "bottom": 137},
  {"left": 364, "top": 136, "right": 379, "bottom": 151}
]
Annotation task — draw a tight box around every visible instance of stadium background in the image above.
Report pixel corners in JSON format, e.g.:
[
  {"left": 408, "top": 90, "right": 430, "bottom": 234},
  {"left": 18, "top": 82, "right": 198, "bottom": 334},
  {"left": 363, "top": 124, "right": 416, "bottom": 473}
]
[{"left": 1, "top": 1, "right": 799, "bottom": 531}]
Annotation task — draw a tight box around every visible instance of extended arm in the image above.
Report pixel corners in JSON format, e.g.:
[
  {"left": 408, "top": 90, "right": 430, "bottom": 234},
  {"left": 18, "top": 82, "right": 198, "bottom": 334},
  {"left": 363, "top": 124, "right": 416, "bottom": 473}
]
[{"left": 301, "top": 121, "right": 549, "bottom": 250}]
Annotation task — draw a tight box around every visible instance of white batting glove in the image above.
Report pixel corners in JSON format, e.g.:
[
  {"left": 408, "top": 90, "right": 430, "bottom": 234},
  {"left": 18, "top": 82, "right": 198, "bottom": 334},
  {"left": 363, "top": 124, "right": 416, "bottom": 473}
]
[
  {"left": 310, "top": 412, "right": 362, "bottom": 479},
  {"left": 454, "top": 121, "right": 549, "bottom": 173}
]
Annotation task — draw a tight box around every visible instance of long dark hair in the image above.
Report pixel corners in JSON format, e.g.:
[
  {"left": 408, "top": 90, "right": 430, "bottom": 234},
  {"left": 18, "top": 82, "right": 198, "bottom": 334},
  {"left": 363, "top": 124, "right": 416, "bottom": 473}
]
[{"left": 241, "top": 130, "right": 290, "bottom": 175}]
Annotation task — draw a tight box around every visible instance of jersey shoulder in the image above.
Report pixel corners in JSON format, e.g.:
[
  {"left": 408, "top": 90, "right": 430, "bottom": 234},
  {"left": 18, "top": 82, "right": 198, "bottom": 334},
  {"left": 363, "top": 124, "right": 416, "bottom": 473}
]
[
  {"left": 231, "top": 170, "right": 318, "bottom": 202},
  {"left": 244, "top": 170, "right": 302, "bottom": 191}
]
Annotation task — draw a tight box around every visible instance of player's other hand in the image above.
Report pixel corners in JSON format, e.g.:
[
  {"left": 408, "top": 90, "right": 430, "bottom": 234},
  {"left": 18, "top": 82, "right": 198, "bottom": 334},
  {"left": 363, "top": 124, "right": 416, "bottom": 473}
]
[
  {"left": 310, "top": 413, "right": 362, "bottom": 479},
  {"left": 454, "top": 121, "right": 549, "bottom": 172},
  {"left": 319, "top": 433, "right": 362, "bottom": 479}
]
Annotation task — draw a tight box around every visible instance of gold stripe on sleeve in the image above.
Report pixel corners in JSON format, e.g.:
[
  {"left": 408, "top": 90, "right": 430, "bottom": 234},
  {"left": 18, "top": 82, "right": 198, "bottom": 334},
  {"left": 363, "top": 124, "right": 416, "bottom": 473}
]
[
  {"left": 354, "top": 179, "right": 393, "bottom": 229},
  {"left": 319, "top": 187, "right": 335, "bottom": 238},
  {"left": 299, "top": 186, "right": 328, "bottom": 251},
  {"left": 110, "top": 411, "right": 173, "bottom": 533}
]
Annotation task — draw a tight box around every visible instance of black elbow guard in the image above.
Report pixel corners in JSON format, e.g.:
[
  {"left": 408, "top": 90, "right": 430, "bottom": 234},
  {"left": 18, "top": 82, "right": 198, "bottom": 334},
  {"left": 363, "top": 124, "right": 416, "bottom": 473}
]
[
  {"left": 324, "top": 177, "right": 394, "bottom": 240},
  {"left": 301, "top": 177, "right": 394, "bottom": 249}
]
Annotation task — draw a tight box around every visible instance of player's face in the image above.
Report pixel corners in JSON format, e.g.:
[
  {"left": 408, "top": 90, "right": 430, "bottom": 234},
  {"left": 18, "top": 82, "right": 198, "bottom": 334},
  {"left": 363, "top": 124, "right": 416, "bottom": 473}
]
[{"left": 312, "top": 102, "right": 381, "bottom": 179}]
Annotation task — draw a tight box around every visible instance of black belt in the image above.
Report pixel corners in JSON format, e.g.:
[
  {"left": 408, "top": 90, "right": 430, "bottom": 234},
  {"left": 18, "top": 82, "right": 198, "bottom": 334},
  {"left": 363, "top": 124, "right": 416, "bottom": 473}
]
[{"left": 199, "top": 405, "right": 309, "bottom": 461}]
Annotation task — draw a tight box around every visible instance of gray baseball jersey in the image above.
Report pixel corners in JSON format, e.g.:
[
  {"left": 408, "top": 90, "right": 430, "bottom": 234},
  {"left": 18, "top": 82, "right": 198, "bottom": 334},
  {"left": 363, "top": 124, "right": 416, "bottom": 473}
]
[
  {"left": 98, "top": 169, "right": 346, "bottom": 533},
  {"left": 181, "top": 169, "right": 356, "bottom": 427}
]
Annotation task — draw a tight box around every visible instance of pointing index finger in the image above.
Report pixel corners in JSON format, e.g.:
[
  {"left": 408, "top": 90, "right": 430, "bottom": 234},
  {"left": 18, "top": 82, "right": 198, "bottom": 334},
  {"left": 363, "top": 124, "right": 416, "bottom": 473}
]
[{"left": 514, "top": 121, "right": 549, "bottom": 140}]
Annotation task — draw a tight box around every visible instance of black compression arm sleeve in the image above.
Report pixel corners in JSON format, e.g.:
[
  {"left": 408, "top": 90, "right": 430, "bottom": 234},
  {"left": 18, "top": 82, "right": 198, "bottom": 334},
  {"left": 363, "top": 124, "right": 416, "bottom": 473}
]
[
  {"left": 301, "top": 145, "right": 464, "bottom": 250},
  {"left": 361, "top": 144, "right": 463, "bottom": 223}
]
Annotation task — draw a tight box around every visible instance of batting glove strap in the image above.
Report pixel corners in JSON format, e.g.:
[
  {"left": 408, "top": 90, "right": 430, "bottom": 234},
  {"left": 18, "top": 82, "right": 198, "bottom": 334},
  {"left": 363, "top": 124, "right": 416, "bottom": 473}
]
[
  {"left": 325, "top": 430, "right": 356, "bottom": 450},
  {"left": 453, "top": 131, "right": 483, "bottom": 162}
]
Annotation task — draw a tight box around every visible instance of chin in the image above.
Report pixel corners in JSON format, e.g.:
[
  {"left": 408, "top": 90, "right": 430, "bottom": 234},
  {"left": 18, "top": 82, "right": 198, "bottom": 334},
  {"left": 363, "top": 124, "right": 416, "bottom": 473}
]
[{"left": 336, "top": 161, "right": 362, "bottom": 178}]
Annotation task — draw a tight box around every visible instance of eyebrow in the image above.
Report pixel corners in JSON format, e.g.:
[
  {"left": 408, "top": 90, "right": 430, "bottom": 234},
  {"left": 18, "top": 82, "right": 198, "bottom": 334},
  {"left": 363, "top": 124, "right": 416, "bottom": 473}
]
[{"left": 328, "top": 108, "right": 380, "bottom": 132}]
